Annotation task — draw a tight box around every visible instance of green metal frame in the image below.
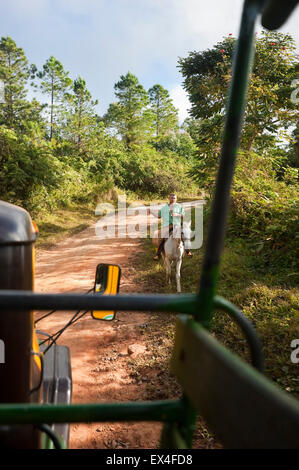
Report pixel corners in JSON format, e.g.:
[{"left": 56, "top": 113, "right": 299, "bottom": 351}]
[
  {"left": 0, "top": 401, "right": 185, "bottom": 425},
  {"left": 172, "top": 315, "right": 299, "bottom": 449},
  {"left": 0, "top": 0, "right": 298, "bottom": 449}
]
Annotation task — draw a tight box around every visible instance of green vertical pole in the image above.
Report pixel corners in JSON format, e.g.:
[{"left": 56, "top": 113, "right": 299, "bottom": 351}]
[
  {"left": 166, "top": 0, "right": 267, "bottom": 449},
  {"left": 196, "top": 0, "right": 266, "bottom": 328}
]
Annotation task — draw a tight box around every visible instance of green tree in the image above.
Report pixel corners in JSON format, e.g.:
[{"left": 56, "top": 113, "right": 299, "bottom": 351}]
[
  {"left": 178, "top": 31, "right": 298, "bottom": 188},
  {"left": 148, "top": 84, "right": 178, "bottom": 137},
  {"left": 105, "top": 72, "right": 152, "bottom": 147},
  {"left": 0, "top": 36, "right": 35, "bottom": 129},
  {"left": 37, "top": 56, "right": 72, "bottom": 139},
  {"left": 64, "top": 76, "right": 99, "bottom": 150},
  {"left": 151, "top": 132, "right": 197, "bottom": 161},
  {"left": 181, "top": 117, "right": 202, "bottom": 141},
  {"left": 287, "top": 124, "right": 299, "bottom": 170},
  {"left": 0, "top": 125, "right": 60, "bottom": 205}
]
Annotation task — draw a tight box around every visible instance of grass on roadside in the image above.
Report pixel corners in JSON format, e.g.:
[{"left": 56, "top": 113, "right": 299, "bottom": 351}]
[
  {"left": 128, "top": 237, "right": 222, "bottom": 448},
  {"left": 128, "top": 218, "right": 298, "bottom": 447},
  {"left": 133, "top": 234, "right": 298, "bottom": 397},
  {"left": 34, "top": 204, "right": 98, "bottom": 249}
]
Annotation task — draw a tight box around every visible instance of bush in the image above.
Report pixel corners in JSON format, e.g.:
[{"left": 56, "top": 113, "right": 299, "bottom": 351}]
[
  {"left": 229, "top": 151, "right": 298, "bottom": 269},
  {"left": 0, "top": 126, "right": 103, "bottom": 216},
  {"left": 107, "top": 145, "right": 198, "bottom": 198},
  {"left": 0, "top": 126, "right": 60, "bottom": 204}
]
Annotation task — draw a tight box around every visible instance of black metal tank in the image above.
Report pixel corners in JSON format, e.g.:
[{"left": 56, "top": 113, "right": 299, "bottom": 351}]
[{"left": 0, "top": 200, "right": 41, "bottom": 448}]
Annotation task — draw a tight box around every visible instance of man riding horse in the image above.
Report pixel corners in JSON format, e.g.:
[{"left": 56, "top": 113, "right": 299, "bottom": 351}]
[{"left": 151, "top": 193, "right": 193, "bottom": 260}]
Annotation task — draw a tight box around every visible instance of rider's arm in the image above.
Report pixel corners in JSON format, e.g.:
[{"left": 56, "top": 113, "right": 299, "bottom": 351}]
[
  {"left": 149, "top": 208, "right": 161, "bottom": 218},
  {"left": 172, "top": 205, "right": 184, "bottom": 218}
]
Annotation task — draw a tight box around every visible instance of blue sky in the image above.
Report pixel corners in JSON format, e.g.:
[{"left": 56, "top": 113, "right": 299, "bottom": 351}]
[{"left": 1, "top": 0, "right": 298, "bottom": 122}]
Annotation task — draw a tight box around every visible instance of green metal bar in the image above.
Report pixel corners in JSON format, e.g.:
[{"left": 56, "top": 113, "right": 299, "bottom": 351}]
[
  {"left": 0, "top": 290, "right": 198, "bottom": 315},
  {"left": 39, "top": 425, "right": 66, "bottom": 449},
  {"left": 179, "top": 0, "right": 266, "bottom": 450},
  {"left": 0, "top": 400, "right": 185, "bottom": 425},
  {"left": 44, "top": 434, "right": 66, "bottom": 450},
  {"left": 173, "top": 394, "right": 197, "bottom": 448},
  {"left": 160, "top": 423, "right": 188, "bottom": 449},
  {"left": 214, "top": 295, "right": 264, "bottom": 371},
  {"left": 172, "top": 315, "right": 299, "bottom": 448},
  {"left": 196, "top": 0, "right": 265, "bottom": 328},
  {"left": 261, "top": 0, "right": 298, "bottom": 30}
]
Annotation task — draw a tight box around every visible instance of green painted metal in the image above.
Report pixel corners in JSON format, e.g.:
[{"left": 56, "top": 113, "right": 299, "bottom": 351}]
[
  {"left": 0, "top": 292, "right": 264, "bottom": 370},
  {"left": 160, "top": 423, "right": 188, "bottom": 449},
  {"left": 196, "top": 0, "right": 265, "bottom": 328},
  {"left": 174, "top": 2, "right": 267, "bottom": 448},
  {"left": 41, "top": 427, "right": 66, "bottom": 450},
  {"left": 0, "top": 290, "right": 198, "bottom": 315},
  {"left": 172, "top": 315, "right": 299, "bottom": 448},
  {"left": 0, "top": 0, "right": 298, "bottom": 450},
  {"left": 214, "top": 296, "right": 264, "bottom": 371},
  {"left": 261, "top": 0, "right": 298, "bottom": 30},
  {"left": 0, "top": 400, "right": 185, "bottom": 425}
]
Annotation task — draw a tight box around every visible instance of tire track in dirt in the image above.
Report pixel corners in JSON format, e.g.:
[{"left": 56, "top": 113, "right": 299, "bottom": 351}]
[{"left": 35, "top": 219, "right": 162, "bottom": 449}]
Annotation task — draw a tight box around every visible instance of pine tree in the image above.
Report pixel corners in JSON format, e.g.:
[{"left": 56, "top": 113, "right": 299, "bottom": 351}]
[
  {"left": 63, "top": 76, "right": 102, "bottom": 161},
  {"left": 37, "top": 56, "right": 72, "bottom": 139},
  {"left": 0, "top": 36, "right": 32, "bottom": 129},
  {"left": 105, "top": 72, "right": 152, "bottom": 147},
  {"left": 148, "top": 84, "right": 178, "bottom": 137},
  {"left": 68, "top": 76, "right": 98, "bottom": 146}
]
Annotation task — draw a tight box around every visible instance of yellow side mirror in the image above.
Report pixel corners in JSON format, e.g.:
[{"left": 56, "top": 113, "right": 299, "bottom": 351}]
[{"left": 91, "top": 264, "right": 121, "bottom": 321}]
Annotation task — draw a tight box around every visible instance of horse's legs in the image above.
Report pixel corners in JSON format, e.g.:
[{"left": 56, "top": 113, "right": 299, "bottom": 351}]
[
  {"left": 176, "top": 257, "right": 182, "bottom": 293},
  {"left": 164, "top": 256, "right": 172, "bottom": 286}
]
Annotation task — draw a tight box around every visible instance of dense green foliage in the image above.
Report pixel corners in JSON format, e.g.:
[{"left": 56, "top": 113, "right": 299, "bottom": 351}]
[
  {"left": 0, "top": 32, "right": 297, "bottom": 274},
  {"left": 230, "top": 151, "right": 298, "bottom": 269},
  {"left": 148, "top": 84, "right": 178, "bottom": 138},
  {"left": 0, "top": 38, "right": 197, "bottom": 216},
  {"left": 180, "top": 31, "right": 298, "bottom": 157},
  {"left": 36, "top": 56, "right": 72, "bottom": 139},
  {"left": 0, "top": 37, "right": 40, "bottom": 131},
  {"left": 104, "top": 72, "right": 153, "bottom": 147},
  {"left": 107, "top": 143, "right": 194, "bottom": 197},
  {"left": 179, "top": 31, "right": 298, "bottom": 268},
  {"left": 0, "top": 26, "right": 297, "bottom": 422}
]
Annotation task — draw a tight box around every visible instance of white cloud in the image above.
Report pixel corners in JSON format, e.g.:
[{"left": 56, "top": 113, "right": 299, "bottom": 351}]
[
  {"left": 6, "top": 0, "right": 47, "bottom": 19},
  {"left": 170, "top": 85, "right": 191, "bottom": 124}
]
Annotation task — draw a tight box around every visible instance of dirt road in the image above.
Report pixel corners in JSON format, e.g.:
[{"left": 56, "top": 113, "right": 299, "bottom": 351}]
[
  {"left": 35, "top": 208, "right": 164, "bottom": 449},
  {"left": 34, "top": 201, "right": 205, "bottom": 449}
]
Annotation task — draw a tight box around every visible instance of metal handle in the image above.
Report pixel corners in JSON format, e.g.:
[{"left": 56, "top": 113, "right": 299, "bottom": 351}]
[{"left": 261, "top": 0, "right": 298, "bottom": 30}]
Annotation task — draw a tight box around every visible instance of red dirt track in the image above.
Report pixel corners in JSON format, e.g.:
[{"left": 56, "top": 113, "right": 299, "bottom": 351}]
[{"left": 35, "top": 221, "right": 162, "bottom": 449}]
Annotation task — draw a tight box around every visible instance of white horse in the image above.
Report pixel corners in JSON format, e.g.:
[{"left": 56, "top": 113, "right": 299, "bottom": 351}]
[{"left": 162, "top": 221, "right": 192, "bottom": 293}]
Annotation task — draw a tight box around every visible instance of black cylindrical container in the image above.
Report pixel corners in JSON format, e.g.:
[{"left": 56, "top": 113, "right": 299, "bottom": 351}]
[{"left": 0, "top": 200, "right": 41, "bottom": 448}]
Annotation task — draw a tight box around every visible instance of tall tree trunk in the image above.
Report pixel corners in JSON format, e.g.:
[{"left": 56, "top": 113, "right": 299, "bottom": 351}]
[
  {"left": 50, "top": 74, "right": 54, "bottom": 139},
  {"left": 7, "top": 52, "right": 13, "bottom": 127},
  {"left": 77, "top": 98, "right": 82, "bottom": 147}
]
